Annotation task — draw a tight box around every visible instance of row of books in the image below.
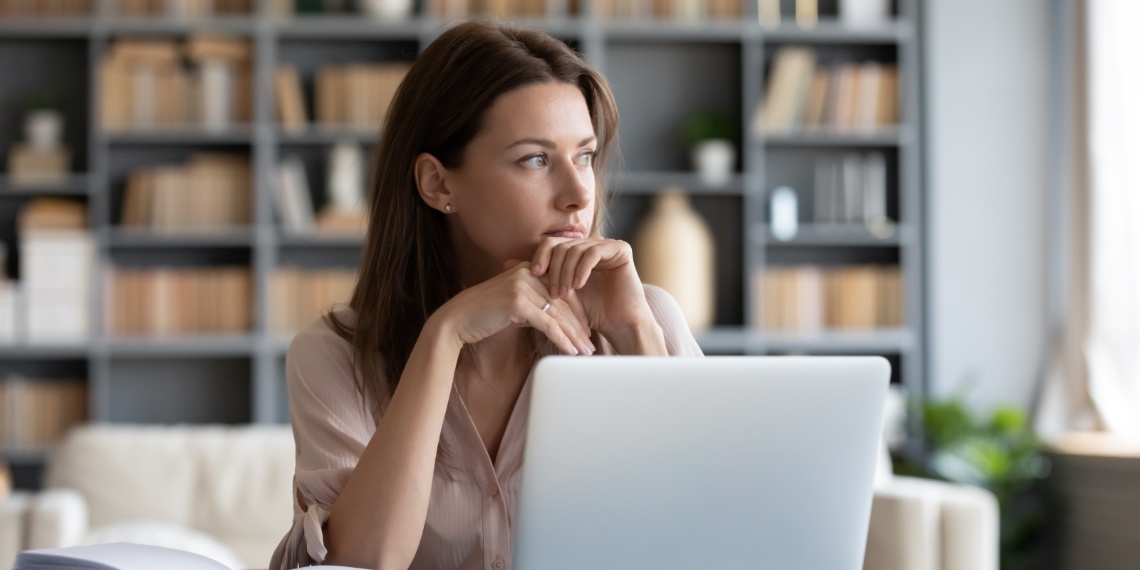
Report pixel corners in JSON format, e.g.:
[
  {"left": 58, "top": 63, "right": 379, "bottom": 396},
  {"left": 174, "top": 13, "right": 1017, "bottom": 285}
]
[
  {"left": 0, "top": 378, "right": 87, "bottom": 447},
  {"left": 596, "top": 0, "right": 742, "bottom": 20},
  {"left": 101, "top": 38, "right": 252, "bottom": 132},
  {"left": 108, "top": 267, "right": 252, "bottom": 335},
  {"left": 114, "top": 0, "right": 253, "bottom": 16},
  {"left": 0, "top": 0, "right": 90, "bottom": 17},
  {"left": 120, "top": 154, "right": 252, "bottom": 230},
  {"left": 812, "top": 152, "right": 890, "bottom": 228},
  {"left": 274, "top": 62, "right": 410, "bottom": 131},
  {"left": 755, "top": 265, "right": 902, "bottom": 331},
  {"left": 756, "top": 47, "right": 899, "bottom": 135},
  {"left": 271, "top": 267, "right": 357, "bottom": 333},
  {"left": 424, "top": 0, "right": 551, "bottom": 19}
]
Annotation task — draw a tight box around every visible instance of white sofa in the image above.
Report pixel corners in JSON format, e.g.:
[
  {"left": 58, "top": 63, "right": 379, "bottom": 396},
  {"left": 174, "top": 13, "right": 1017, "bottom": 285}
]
[{"left": 0, "top": 425, "right": 998, "bottom": 570}]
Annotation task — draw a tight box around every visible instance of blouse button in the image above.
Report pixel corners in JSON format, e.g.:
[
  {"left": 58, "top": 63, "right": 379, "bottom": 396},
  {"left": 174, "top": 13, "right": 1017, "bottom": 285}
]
[
  {"left": 492, "top": 558, "right": 506, "bottom": 570},
  {"left": 488, "top": 485, "right": 500, "bottom": 498}
]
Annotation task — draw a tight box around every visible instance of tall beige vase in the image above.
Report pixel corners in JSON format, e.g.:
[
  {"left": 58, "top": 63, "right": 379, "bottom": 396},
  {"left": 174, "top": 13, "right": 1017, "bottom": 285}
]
[{"left": 633, "top": 187, "right": 716, "bottom": 332}]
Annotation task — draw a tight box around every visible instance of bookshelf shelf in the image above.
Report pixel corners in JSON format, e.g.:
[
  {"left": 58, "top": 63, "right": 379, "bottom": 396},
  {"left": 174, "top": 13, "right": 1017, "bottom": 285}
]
[
  {"left": 0, "top": 345, "right": 90, "bottom": 359},
  {"left": 761, "top": 20, "right": 912, "bottom": 44},
  {"left": 277, "top": 128, "right": 381, "bottom": 145},
  {"left": 106, "top": 229, "right": 256, "bottom": 248},
  {"left": 0, "top": 19, "right": 91, "bottom": 38},
  {"left": 763, "top": 328, "right": 916, "bottom": 353},
  {"left": 0, "top": 445, "right": 54, "bottom": 464},
  {"left": 0, "top": 175, "right": 89, "bottom": 197},
  {"left": 757, "top": 224, "right": 910, "bottom": 247},
  {"left": 760, "top": 129, "right": 906, "bottom": 147},
  {"left": 103, "top": 335, "right": 258, "bottom": 357},
  {"left": 103, "top": 17, "right": 258, "bottom": 36},
  {"left": 275, "top": 16, "right": 423, "bottom": 40},
  {"left": 615, "top": 172, "right": 747, "bottom": 195},
  {"left": 102, "top": 129, "right": 255, "bottom": 146},
  {"left": 277, "top": 233, "right": 364, "bottom": 248}
]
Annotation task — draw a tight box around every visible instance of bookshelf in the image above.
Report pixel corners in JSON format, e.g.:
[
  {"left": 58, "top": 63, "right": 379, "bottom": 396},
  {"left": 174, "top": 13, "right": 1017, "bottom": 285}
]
[{"left": 0, "top": 0, "right": 926, "bottom": 476}]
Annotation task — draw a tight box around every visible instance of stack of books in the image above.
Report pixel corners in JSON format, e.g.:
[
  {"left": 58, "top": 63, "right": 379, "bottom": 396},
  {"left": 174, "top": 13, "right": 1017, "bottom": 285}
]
[
  {"left": 120, "top": 154, "right": 252, "bottom": 232},
  {"left": 755, "top": 265, "right": 902, "bottom": 332},
  {"left": 756, "top": 47, "right": 898, "bottom": 135},
  {"left": 595, "top": 0, "right": 742, "bottom": 21},
  {"left": 18, "top": 199, "right": 93, "bottom": 344},
  {"left": 108, "top": 266, "right": 252, "bottom": 335},
  {"left": 100, "top": 36, "right": 253, "bottom": 132},
  {"left": 112, "top": 0, "right": 253, "bottom": 17},
  {"left": 0, "top": 377, "right": 87, "bottom": 448},
  {"left": 424, "top": 0, "right": 549, "bottom": 19}
]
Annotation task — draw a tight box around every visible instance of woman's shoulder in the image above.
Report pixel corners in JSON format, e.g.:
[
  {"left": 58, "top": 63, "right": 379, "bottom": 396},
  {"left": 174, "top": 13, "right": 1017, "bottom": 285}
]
[{"left": 286, "top": 307, "right": 358, "bottom": 371}]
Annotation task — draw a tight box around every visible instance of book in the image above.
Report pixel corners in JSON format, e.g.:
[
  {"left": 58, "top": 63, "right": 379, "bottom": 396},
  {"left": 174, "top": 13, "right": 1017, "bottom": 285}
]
[
  {"left": 274, "top": 65, "right": 308, "bottom": 132},
  {"left": 16, "top": 542, "right": 230, "bottom": 570},
  {"left": 755, "top": 265, "right": 903, "bottom": 332},
  {"left": 274, "top": 158, "right": 315, "bottom": 232}
]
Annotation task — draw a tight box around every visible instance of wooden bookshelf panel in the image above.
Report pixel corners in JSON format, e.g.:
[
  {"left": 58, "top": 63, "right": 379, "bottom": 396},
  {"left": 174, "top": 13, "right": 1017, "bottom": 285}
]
[
  {"left": 605, "top": 40, "right": 742, "bottom": 172},
  {"left": 107, "top": 357, "right": 251, "bottom": 424},
  {"left": 0, "top": 38, "right": 90, "bottom": 175}
]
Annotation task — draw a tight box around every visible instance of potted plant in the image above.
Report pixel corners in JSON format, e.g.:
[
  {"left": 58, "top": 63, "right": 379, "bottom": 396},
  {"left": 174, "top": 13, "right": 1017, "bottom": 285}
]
[
  {"left": 896, "top": 392, "right": 1057, "bottom": 570},
  {"left": 23, "top": 92, "right": 65, "bottom": 151},
  {"left": 680, "top": 109, "right": 736, "bottom": 187}
]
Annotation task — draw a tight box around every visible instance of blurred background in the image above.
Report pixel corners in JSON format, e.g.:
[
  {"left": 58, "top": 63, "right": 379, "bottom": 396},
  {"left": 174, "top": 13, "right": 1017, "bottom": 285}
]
[{"left": 0, "top": 1, "right": 1137, "bottom": 569}]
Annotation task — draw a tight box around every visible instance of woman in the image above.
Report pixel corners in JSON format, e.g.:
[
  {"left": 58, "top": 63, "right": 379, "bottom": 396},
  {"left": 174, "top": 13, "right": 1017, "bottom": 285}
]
[{"left": 271, "top": 20, "right": 703, "bottom": 570}]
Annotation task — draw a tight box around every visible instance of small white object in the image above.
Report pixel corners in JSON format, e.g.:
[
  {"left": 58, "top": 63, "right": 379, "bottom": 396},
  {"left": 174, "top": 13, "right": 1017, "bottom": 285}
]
[
  {"left": 770, "top": 186, "right": 799, "bottom": 241},
  {"left": 691, "top": 139, "right": 735, "bottom": 187},
  {"left": 327, "top": 142, "right": 366, "bottom": 213},
  {"left": 24, "top": 110, "right": 64, "bottom": 151},
  {"left": 839, "top": 0, "right": 891, "bottom": 27},
  {"left": 360, "top": 0, "right": 414, "bottom": 19},
  {"left": 0, "top": 281, "right": 19, "bottom": 344}
]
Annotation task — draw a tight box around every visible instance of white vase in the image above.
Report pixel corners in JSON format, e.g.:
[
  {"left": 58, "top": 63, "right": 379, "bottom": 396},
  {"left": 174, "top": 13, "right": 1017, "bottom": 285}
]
[
  {"left": 691, "top": 139, "right": 735, "bottom": 187},
  {"left": 25, "top": 110, "right": 63, "bottom": 151},
  {"left": 361, "top": 0, "right": 414, "bottom": 20},
  {"left": 839, "top": 0, "right": 891, "bottom": 27},
  {"left": 633, "top": 188, "right": 716, "bottom": 332},
  {"left": 327, "top": 142, "right": 365, "bottom": 213}
]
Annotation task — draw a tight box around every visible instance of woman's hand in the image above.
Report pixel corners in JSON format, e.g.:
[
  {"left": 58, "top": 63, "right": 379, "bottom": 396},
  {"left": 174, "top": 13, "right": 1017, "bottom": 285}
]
[
  {"left": 433, "top": 261, "right": 596, "bottom": 356},
  {"left": 526, "top": 236, "right": 660, "bottom": 345}
]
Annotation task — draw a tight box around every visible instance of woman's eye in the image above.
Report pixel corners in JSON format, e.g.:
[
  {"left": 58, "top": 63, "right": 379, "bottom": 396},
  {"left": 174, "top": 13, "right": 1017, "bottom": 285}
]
[
  {"left": 521, "top": 154, "right": 548, "bottom": 168},
  {"left": 576, "top": 151, "right": 596, "bottom": 167}
]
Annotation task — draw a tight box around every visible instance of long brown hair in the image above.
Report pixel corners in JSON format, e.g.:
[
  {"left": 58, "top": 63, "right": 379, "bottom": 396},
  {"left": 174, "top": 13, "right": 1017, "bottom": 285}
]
[{"left": 327, "top": 20, "right": 621, "bottom": 413}]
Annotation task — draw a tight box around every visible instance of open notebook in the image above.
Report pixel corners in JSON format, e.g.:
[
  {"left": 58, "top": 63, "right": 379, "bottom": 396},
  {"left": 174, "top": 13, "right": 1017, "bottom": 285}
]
[{"left": 16, "top": 543, "right": 363, "bottom": 570}]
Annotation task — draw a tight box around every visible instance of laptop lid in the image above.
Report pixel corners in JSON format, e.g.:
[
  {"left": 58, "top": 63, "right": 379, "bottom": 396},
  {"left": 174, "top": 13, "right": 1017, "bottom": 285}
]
[{"left": 513, "top": 356, "right": 890, "bottom": 570}]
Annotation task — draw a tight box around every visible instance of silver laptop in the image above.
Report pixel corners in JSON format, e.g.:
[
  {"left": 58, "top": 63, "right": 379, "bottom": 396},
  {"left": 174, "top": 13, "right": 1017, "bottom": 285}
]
[{"left": 513, "top": 356, "right": 889, "bottom": 570}]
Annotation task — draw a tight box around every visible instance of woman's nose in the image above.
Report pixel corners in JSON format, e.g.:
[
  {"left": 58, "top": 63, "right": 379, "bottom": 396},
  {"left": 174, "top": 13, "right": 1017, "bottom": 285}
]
[{"left": 555, "top": 159, "right": 593, "bottom": 211}]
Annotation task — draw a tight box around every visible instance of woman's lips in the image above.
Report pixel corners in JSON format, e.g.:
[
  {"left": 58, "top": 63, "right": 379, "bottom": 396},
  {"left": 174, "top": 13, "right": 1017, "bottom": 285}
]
[{"left": 544, "top": 231, "right": 584, "bottom": 239}]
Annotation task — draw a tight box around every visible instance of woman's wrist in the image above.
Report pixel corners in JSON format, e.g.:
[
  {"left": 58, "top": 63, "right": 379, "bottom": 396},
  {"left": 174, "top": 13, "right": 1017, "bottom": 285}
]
[
  {"left": 601, "top": 314, "right": 667, "bottom": 356},
  {"left": 422, "top": 308, "right": 465, "bottom": 356}
]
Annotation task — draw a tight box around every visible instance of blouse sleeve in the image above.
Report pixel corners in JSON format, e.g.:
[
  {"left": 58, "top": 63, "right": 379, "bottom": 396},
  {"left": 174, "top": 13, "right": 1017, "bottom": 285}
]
[
  {"left": 270, "top": 311, "right": 382, "bottom": 569},
  {"left": 643, "top": 284, "right": 705, "bottom": 357}
]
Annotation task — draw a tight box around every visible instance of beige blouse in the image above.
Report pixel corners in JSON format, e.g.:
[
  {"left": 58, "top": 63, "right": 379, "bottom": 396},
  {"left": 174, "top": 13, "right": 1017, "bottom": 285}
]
[{"left": 270, "top": 285, "right": 703, "bottom": 570}]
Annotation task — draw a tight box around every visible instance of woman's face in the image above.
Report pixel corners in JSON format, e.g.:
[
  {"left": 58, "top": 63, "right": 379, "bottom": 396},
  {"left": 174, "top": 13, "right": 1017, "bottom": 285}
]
[{"left": 445, "top": 82, "right": 598, "bottom": 283}]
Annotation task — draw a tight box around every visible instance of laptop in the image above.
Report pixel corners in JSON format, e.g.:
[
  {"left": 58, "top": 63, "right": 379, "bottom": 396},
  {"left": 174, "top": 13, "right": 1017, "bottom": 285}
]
[{"left": 513, "top": 356, "right": 890, "bottom": 570}]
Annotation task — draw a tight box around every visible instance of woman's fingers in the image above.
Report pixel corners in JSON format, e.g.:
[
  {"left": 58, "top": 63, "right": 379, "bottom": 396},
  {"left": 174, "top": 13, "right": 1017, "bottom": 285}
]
[{"left": 516, "top": 269, "right": 593, "bottom": 355}]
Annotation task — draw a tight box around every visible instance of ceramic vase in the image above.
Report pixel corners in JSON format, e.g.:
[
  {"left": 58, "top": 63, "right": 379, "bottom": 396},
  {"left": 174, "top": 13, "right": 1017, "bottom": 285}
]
[
  {"left": 839, "top": 0, "right": 891, "bottom": 27},
  {"left": 634, "top": 188, "right": 716, "bottom": 332},
  {"left": 691, "top": 139, "right": 735, "bottom": 187}
]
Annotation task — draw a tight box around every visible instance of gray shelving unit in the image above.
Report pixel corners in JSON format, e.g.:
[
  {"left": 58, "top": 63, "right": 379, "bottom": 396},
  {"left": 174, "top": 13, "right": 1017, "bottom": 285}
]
[{"left": 0, "top": 0, "right": 925, "bottom": 470}]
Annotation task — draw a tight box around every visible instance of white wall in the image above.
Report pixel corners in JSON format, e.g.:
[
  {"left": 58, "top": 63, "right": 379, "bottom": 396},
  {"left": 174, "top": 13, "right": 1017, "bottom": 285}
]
[{"left": 924, "top": 0, "right": 1051, "bottom": 409}]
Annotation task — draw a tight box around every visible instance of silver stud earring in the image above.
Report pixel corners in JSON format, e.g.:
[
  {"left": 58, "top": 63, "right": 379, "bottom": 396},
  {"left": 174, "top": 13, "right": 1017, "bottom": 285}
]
[{"left": 444, "top": 203, "right": 452, "bottom": 213}]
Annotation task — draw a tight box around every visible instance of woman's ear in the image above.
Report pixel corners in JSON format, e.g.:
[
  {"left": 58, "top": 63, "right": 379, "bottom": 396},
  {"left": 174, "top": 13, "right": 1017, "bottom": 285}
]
[{"left": 414, "top": 152, "right": 454, "bottom": 213}]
